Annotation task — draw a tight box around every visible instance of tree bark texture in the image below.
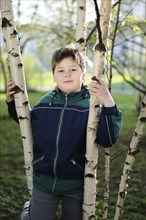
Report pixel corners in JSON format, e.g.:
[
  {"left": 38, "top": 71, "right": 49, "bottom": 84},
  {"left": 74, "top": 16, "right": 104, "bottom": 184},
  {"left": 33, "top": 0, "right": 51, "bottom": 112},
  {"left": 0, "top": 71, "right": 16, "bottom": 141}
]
[
  {"left": 75, "top": 0, "right": 86, "bottom": 53},
  {"left": 1, "top": 0, "right": 33, "bottom": 194},
  {"left": 83, "top": 1, "right": 112, "bottom": 219},
  {"left": 102, "top": 148, "right": 110, "bottom": 220},
  {"left": 114, "top": 94, "right": 146, "bottom": 220}
]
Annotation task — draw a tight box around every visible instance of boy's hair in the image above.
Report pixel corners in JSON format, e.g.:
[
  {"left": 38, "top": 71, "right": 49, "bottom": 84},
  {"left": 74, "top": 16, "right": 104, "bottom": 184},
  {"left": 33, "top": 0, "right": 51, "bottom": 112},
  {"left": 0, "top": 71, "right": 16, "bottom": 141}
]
[{"left": 51, "top": 45, "right": 85, "bottom": 73}]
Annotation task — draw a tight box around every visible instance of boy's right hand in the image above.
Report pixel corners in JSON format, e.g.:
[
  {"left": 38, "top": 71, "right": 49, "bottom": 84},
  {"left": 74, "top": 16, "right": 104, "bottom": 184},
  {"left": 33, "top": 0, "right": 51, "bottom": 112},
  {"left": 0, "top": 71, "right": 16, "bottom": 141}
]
[{"left": 6, "top": 78, "right": 15, "bottom": 103}]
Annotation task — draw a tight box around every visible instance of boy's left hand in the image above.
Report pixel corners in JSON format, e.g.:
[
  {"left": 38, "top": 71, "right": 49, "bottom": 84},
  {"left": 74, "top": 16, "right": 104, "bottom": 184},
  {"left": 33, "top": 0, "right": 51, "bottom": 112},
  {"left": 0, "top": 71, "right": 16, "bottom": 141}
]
[{"left": 89, "top": 76, "right": 115, "bottom": 107}]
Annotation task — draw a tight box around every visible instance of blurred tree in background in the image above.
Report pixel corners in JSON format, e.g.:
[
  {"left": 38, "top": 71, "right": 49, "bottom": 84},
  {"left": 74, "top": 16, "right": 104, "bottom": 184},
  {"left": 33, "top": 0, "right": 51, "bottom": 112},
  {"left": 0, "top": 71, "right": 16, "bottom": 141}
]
[
  {"left": 0, "top": 1, "right": 146, "bottom": 219},
  {"left": 0, "top": 0, "right": 146, "bottom": 103}
]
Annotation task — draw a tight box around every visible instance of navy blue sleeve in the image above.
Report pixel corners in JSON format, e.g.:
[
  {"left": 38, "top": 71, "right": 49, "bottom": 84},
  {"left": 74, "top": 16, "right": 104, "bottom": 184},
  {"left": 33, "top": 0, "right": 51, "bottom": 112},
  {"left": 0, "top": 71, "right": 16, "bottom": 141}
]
[
  {"left": 96, "top": 105, "right": 122, "bottom": 147},
  {"left": 6, "top": 100, "right": 19, "bottom": 123}
]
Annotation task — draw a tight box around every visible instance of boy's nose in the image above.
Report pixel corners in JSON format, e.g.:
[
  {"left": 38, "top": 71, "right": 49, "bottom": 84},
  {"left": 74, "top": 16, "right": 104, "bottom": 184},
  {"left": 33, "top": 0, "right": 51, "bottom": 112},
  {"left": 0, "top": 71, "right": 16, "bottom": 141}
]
[{"left": 65, "top": 70, "right": 71, "bottom": 77}]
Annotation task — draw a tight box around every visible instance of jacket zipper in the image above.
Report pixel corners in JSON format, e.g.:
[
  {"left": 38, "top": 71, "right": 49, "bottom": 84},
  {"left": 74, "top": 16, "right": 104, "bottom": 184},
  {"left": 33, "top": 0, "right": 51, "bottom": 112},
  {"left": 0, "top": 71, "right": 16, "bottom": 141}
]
[{"left": 52, "top": 94, "right": 68, "bottom": 194}]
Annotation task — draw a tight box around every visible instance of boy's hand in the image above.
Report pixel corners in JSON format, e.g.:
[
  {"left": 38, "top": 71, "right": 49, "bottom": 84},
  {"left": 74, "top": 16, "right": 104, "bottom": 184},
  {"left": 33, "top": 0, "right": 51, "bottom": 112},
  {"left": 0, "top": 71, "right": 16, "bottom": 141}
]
[
  {"left": 89, "top": 76, "right": 115, "bottom": 107},
  {"left": 6, "top": 78, "right": 15, "bottom": 103}
]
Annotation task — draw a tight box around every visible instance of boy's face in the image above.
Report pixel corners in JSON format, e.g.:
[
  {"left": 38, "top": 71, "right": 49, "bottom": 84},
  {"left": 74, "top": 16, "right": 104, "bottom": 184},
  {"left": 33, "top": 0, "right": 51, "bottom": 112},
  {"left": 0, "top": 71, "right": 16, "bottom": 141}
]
[{"left": 53, "top": 57, "right": 85, "bottom": 94}]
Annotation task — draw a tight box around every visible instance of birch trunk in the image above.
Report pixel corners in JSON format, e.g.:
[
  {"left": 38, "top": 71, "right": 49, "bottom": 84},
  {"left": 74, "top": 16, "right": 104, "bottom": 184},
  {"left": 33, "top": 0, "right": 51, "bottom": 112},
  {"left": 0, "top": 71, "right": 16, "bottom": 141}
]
[
  {"left": 75, "top": 0, "right": 86, "bottom": 53},
  {"left": 114, "top": 94, "right": 146, "bottom": 220},
  {"left": 1, "top": 0, "right": 33, "bottom": 194},
  {"left": 82, "top": 1, "right": 112, "bottom": 219},
  {"left": 102, "top": 148, "right": 110, "bottom": 220}
]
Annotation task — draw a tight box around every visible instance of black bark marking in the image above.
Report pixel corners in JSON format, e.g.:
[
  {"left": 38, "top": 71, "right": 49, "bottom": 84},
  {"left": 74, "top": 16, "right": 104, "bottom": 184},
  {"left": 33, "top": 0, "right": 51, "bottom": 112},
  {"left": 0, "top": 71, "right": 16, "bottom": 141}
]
[
  {"left": 119, "top": 191, "right": 126, "bottom": 199},
  {"left": 9, "top": 48, "right": 19, "bottom": 57},
  {"left": 2, "top": 17, "right": 12, "bottom": 28},
  {"left": 79, "top": 6, "right": 85, "bottom": 10},
  {"left": 103, "top": 206, "right": 108, "bottom": 211},
  {"left": 84, "top": 174, "right": 95, "bottom": 178},
  {"left": 18, "top": 63, "right": 23, "bottom": 68},
  {"left": 95, "top": 43, "right": 106, "bottom": 52},
  {"left": 129, "top": 149, "right": 140, "bottom": 156},
  {"left": 10, "top": 29, "right": 17, "bottom": 38},
  {"left": 23, "top": 101, "right": 29, "bottom": 106},
  {"left": 140, "top": 117, "right": 146, "bottom": 122},
  {"left": 125, "top": 161, "right": 131, "bottom": 165},
  {"left": 22, "top": 136, "right": 26, "bottom": 139},
  {"left": 18, "top": 116, "right": 28, "bottom": 120},
  {"left": 142, "top": 101, "right": 146, "bottom": 108},
  {"left": 89, "top": 215, "right": 95, "bottom": 220},
  {"left": 134, "top": 131, "right": 138, "bottom": 136},
  {"left": 93, "top": 164, "right": 97, "bottom": 170},
  {"left": 94, "top": 104, "right": 100, "bottom": 108},
  {"left": 88, "top": 127, "right": 96, "bottom": 132},
  {"left": 9, "top": 51, "right": 19, "bottom": 57},
  {"left": 125, "top": 169, "right": 130, "bottom": 175},
  {"left": 25, "top": 166, "right": 30, "bottom": 170},
  {"left": 77, "top": 38, "right": 84, "bottom": 44},
  {"left": 14, "top": 85, "right": 23, "bottom": 94},
  {"left": 105, "top": 151, "right": 110, "bottom": 156}
]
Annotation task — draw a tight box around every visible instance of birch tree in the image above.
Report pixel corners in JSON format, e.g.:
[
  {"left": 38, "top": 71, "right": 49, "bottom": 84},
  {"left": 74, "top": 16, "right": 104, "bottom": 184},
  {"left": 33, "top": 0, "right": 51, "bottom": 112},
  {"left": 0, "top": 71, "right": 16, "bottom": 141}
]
[
  {"left": 75, "top": 0, "right": 86, "bottom": 53},
  {"left": 114, "top": 94, "right": 146, "bottom": 220},
  {"left": 102, "top": 148, "right": 110, "bottom": 220},
  {"left": 102, "top": 3, "right": 122, "bottom": 219},
  {"left": 82, "top": 0, "right": 112, "bottom": 219},
  {"left": 1, "top": 0, "right": 33, "bottom": 194}
]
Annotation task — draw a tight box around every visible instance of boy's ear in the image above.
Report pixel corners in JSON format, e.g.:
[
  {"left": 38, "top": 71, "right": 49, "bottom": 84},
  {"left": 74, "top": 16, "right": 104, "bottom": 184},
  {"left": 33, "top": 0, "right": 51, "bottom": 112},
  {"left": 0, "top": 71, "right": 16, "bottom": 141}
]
[{"left": 82, "top": 72, "right": 86, "bottom": 83}]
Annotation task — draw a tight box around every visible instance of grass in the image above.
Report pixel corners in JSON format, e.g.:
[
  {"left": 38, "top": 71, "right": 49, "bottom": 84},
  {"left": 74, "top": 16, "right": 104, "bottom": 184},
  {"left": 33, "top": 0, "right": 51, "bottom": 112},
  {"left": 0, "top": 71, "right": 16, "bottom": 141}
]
[
  {"left": 0, "top": 90, "right": 146, "bottom": 220},
  {"left": 0, "top": 116, "right": 29, "bottom": 219}
]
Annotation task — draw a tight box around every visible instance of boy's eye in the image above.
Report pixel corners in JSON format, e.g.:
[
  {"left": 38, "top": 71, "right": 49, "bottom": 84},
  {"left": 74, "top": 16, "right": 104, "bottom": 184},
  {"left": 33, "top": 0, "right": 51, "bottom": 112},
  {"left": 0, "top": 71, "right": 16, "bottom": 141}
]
[
  {"left": 58, "top": 70, "right": 64, "bottom": 73},
  {"left": 71, "top": 69, "right": 77, "bottom": 71}
]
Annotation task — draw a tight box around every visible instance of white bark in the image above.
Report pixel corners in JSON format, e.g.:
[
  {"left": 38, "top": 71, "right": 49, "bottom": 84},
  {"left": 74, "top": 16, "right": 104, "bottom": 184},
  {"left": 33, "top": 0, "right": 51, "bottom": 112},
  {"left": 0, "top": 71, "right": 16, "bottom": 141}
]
[
  {"left": 75, "top": 0, "right": 86, "bottom": 53},
  {"left": 1, "top": 0, "right": 33, "bottom": 194},
  {"left": 83, "top": 1, "right": 112, "bottom": 219},
  {"left": 114, "top": 94, "right": 146, "bottom": 220},
  {"left": 102, "top": 148, "right": 110, "bottom": 220}
]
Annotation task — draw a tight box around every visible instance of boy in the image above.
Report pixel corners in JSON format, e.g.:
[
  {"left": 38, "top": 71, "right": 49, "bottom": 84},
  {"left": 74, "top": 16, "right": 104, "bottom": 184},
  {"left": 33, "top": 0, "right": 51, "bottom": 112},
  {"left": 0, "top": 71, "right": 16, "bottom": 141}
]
[{"left": 7, "top": 46, "right": 122, "bottom": 220}]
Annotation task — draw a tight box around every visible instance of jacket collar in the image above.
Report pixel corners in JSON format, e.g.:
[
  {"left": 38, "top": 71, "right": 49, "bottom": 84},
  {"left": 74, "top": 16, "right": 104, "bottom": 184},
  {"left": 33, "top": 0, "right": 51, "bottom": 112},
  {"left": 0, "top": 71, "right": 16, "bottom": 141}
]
[
  {"left": 54, "top": 84, "right": 89, "bottom": 98},
  {"left": 49, "top": 84, "right": 89, "bottom": 106}
]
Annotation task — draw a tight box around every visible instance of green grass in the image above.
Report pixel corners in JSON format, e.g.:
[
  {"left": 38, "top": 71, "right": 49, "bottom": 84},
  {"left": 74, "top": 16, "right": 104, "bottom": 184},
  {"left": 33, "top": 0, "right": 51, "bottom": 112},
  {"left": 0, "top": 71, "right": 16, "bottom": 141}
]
[{"left": 0, "top": 91, "right": 146, "bottom": 220}]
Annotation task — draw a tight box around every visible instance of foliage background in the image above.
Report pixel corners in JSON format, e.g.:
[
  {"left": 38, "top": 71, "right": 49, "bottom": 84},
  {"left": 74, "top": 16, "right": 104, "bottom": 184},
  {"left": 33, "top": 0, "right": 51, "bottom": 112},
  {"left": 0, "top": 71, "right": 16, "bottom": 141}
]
[{"left": 0, "top": 0, "right": 146, "bottom": 219}]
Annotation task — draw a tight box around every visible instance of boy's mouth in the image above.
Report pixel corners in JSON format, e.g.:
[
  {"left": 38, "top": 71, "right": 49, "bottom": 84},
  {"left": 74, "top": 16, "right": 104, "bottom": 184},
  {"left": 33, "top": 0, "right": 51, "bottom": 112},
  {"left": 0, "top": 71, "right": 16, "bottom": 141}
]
[{"left": 64, "top": 80, "right": 73, "bottom": 83}]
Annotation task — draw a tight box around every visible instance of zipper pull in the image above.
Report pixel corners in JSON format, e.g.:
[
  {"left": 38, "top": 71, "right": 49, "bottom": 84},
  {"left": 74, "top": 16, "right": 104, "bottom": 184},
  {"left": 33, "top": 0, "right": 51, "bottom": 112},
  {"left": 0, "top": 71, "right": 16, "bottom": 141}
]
[
  {"left": 65, "top": 94, "right": 68, "bottom": 100},
  {"left": 71, "top": 158, "right": 76, "bottom": 165},
  {"left": 71, "top": 158, "right": 84, "bottom": 171}
]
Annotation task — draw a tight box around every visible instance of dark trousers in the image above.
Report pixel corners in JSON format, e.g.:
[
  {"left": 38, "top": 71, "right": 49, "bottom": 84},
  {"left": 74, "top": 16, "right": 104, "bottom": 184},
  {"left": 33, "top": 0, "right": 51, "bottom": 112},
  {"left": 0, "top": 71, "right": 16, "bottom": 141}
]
[{"left": 20, "top": 188, "right": 83, "bottom": 220}]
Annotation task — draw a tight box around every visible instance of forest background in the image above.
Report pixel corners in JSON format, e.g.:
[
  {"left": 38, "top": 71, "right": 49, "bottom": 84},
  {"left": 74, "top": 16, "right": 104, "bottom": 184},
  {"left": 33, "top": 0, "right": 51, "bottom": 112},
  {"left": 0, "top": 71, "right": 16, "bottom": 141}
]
[{"left": 0, "top": 0, "right": 146, "bottom": 220}]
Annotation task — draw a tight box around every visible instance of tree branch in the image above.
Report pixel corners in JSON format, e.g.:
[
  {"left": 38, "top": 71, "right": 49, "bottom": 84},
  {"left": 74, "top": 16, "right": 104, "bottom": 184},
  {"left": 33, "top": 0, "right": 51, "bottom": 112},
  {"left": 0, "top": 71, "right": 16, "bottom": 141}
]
[
  {"left": 114, "top": 65, "right": 146, "bottom": 94},
  {"left": 93, "top": 0, "right": 106, "bottom": 51}
]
